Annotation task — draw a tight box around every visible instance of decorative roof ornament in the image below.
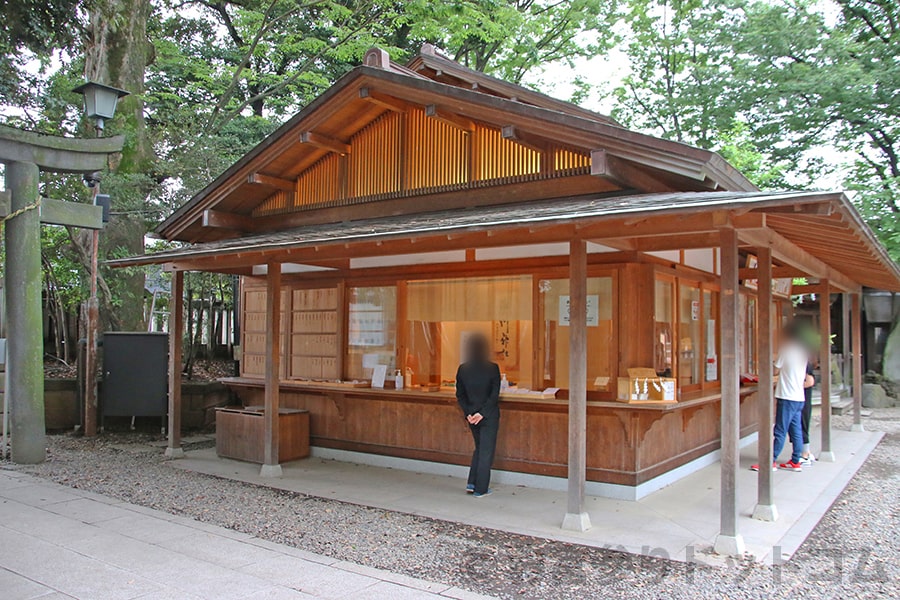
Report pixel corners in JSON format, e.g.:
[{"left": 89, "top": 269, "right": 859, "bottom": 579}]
[{"left": 363, "top": 47, "right": 390, "bottom": 69}]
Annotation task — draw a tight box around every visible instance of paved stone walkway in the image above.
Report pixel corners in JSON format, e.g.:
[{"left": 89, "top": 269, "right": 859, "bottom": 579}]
[{"left": 0, "top": 470, "right": 489, "bottom": 600}]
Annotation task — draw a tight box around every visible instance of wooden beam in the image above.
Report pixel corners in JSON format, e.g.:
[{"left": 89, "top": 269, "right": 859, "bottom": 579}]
[
  {"left": 624, "top": 232, "right": 722, "bottom": 252},
  {"left": 261, "top": 262, "right": 282, "bottom": 476},
  {"left": 0, "top": 190, "right": 8, "bottom": 215},
  {"left": 851, "top": 293, "right": 864, "bottom": 430},
  {"left": 759, "top": 202, "right": 834, "bottom": 216},
  {"left": 562, "top": 238, "right": 591, "bottom": 532},
  {"left": 737, "top": 228, "right": 859, "bottom": 292},
  {"left": 248, "top": 173, "right": 295, "bottom": 191},
  {"left": 752, "top": 246, "right": 776, "bottom": 521},
  {"left": 820, "top": 282, "right": 834, "bottom": 461},
  {"left": 165, "top": 270, "right": 184, "bottom": 458},
  {"left": 590, "top": 149, "right": 678, "bottom": 193},
  {"left": 425, "top": 104, "right": 474, "bottom": 133},
  {"left": 359, "top": 87, "right": 408, "bottom": 112},
  {"left": 501, "top": 125, "right": 549, "bottom": 153},
  {"left": 202, "top": 209, "right": 253, "bottom": 232},
  {"left": 252, "top": 174, "right": 617, "bottom": 232},
  {"left": 714, "top": 226, "right": 745, "bottom": 555},
  {"left": 300, "top": 131, "right": 350, "bottom": 155},
  {"left": 739, "top": 266, "right": 805, "bottom": 280},
  {"left": 791, "top": 283, "right": 831, "bottom": 296}
]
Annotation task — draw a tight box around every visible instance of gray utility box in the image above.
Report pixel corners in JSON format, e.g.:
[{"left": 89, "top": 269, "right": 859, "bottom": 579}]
[{"left": 101, "top": 332, "right": 168, "bottom": 418}]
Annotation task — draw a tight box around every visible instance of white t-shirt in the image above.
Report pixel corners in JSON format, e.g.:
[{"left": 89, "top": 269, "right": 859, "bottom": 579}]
[{"left": 775, "top": 341, "right": 808, "bottom": 402}]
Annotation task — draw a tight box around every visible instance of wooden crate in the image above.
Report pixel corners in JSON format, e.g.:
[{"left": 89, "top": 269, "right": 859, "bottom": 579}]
[{"left": 215, "top": 407, "right": 310, "bottom": 463}]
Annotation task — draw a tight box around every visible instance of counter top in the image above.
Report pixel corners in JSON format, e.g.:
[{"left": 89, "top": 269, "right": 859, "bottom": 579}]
[{"left": 221, "top": 377, "right": 758, "bottom": 412}]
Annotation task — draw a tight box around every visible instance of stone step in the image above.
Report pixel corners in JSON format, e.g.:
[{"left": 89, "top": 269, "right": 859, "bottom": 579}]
[{"left": 830, "top": 397, "right": 854, "bottom": 415}]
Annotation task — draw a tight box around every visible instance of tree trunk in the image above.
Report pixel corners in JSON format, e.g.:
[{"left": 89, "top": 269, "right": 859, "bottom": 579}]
[{"left": 83, "top": 0, "right": 154, "bottom": 331}]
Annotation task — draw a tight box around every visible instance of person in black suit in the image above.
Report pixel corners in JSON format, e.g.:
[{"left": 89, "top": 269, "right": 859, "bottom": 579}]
[{"left": 456, "top": 333, "right": 501, "bottom": 497}]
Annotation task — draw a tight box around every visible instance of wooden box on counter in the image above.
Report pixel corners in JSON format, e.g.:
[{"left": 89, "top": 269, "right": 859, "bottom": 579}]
[
  {"left": 617, "top": 367, "right": 677, "bottom": 404},
  {"left": 215, "top": 406, "right": 310, "bottom": 463}
]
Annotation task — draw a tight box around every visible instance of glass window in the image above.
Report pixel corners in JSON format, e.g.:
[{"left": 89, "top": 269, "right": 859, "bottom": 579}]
[
  {"left": 406, "top": 276, "right": 533, "bottom": 387},
  {"left": 678, "top": 284, "right": 702, "bottom": 387},
  {"left": 654, "top": 279, "right": 674, "bottom": 377},
  {"left": 346, "top": 286, "right": 397, "bottom": 380},
  {"left": 539, "top": 277, "right": 613, "bottom": 392}
]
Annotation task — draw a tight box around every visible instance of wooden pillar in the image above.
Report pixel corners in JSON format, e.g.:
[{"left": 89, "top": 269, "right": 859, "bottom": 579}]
[
  {"left": 714, "top": 227, "right": 744, "bottom": 556},
  {"left": 851, "top": 293, "right": 864, "bottom": 432},
  {"left": 261, "top": 262, "right": 282, "bottom": 477},
  {"left": 842, "top": 294, "right": 851, "bottom": 397},
  {"left": 819, "top": 283, "right": 835, "bottom": 462},
  {"left": 165, "top": 270, "right": 185, "bottom": 458},
  {"left": 4, "top": 161, "right": 46, "bottom": 464},
  {"left": 752, "top": 247, "right": 777, "bottom": 521},
  {"left": 562, "top": 239, "right": 591, "bottom": 532}
]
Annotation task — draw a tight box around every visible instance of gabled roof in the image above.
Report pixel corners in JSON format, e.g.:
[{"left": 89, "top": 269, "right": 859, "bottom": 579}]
[
  {"left": 406, "top": 44, "right": 620, "bottom": 126},
  {"left": 157, "top": 47, "right": 757, "bottom": 243}
]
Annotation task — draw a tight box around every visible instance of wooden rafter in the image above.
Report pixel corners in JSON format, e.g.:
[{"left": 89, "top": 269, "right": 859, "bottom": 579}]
[
  {"left": 738, "top": 227, "right": 859, "bottom": 292},
  {"left": 300, "top": 131, "right": 350, "bottom": 155},
  {"left": 359, "top": 87, "right": 408, "bottom": 112},
  {"left": 425, "top": 104, "right": 474, "bottom": 133},
  {"left": 202, "top": 209, "right": 253, "bottom": 232},
  {"left": 501, "top": 125, "right": 549, "bottom": 153},
  {"left": 590, "top": 149, "right": 678, "bottom": 193},
  {"left": 248, "top": 172, "right": 295, "bottom": 191}
]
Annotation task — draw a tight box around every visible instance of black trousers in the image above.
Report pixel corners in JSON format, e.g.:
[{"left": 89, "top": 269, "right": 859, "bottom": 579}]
[
  {"left": 801, "top": 394, "right": 813, "bottom": 445},
  {"left": 467, "top": 417, "right": 499, "bottom": 494}
]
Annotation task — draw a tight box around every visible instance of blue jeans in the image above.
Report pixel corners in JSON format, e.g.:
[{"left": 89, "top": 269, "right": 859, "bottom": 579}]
[{"left": 773, "top": 398, "right": 804, "bottom": 464}]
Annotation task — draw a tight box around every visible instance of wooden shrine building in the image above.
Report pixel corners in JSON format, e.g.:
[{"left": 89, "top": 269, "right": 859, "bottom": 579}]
[{"left": 112, "top": 46, "right": 900, "bottom": 555}]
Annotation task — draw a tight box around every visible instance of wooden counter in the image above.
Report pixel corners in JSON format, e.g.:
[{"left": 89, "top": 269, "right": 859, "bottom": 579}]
[
  {"left": 221, "top": 377, "right": 759, "bottom": 486},
  {"left": 215, "top": 406, "right": 310, "bottom": 464}
]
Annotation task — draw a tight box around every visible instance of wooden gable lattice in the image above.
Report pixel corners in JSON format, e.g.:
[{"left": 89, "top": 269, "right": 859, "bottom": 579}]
[{"left": 252, "top": 107, "right": 591, "bottom": 217}]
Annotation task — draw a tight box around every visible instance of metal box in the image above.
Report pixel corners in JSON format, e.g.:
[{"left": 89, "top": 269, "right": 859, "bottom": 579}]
[{"left": 100, "top": 332, "right": 168, "bottom": 418}]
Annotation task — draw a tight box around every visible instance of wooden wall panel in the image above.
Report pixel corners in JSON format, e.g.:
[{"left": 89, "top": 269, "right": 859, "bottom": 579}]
[{"left": 228, "top": 383, "right": 760, "bottom": 486}]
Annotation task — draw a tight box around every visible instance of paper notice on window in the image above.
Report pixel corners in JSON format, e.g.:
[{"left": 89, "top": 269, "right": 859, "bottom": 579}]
[{"left": 559, "top": 295, "right": 599, "bottom": 326}]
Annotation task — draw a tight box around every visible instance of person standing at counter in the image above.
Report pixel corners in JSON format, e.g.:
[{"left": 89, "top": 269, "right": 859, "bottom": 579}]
[
  {"left": 752, "top": 321, "right": 811, "bottom": 472},
  {"left": 456, "top": 333, "right": 501, "bottom": 498}
]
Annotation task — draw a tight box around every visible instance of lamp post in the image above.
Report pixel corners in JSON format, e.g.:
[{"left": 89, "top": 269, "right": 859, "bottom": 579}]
[{"left": 72, "top": 81, "right": 129, "bottom": 436}]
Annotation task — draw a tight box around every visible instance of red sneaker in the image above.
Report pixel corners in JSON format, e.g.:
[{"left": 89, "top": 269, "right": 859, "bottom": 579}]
[
  {"left": 779, "top": 461, "right": 803, "bottom": 472},
  {"left": 750, "top": 463, "right": 778, "bottom": 472}
]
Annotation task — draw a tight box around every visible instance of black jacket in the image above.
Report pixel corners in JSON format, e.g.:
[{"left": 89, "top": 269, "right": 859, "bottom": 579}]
[{"left": 456, "top": 361, "right": 501, "bottom": 420}]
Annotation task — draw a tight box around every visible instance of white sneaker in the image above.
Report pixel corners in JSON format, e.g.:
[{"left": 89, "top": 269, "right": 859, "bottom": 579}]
[{"left": 798, "top": 455, "right": 815, "bottom": 466}]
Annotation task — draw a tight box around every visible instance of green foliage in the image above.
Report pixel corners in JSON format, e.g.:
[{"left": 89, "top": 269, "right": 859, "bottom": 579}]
[
  {"left": 613, "top": 0, "right": 900, "bottom": 258},
  {"left": 401, "top": 0, "right": 622, "bottom": 83}
]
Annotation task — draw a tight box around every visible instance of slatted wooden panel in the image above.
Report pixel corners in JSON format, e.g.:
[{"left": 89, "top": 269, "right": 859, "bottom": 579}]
[
  {"left": 253, "top": 113, "right": 594, "bottom": 216},
  {"left": 472, "top": 124, "right": 541, "bottom": 183},
  {"left": 290, "top": 287, "right": 340, "bottom": 380},
  {"left": 349, "top": 112, "right": 402, "bottom": 199},
  {"left": 405, "top": 107, "right": 469, "bottom": 193},
  {"left": 240, "top": 288, "right": 288, "bottom": 378},
  {"left": 254, "top": 190, "right": 291, "bottom": 216},
  {"left": 554, "top": 146, "right": 591, "bottom": 176}
]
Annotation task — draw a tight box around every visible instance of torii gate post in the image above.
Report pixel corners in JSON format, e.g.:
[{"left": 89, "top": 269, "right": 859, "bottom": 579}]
[{"left": 0, "top": 125, "right": 124, "bottom": 464}]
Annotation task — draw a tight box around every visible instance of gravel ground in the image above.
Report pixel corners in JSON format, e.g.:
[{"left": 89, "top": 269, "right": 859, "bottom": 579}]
[{"left": 4, "top": 408, "right": 898, "bottom": 599}]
